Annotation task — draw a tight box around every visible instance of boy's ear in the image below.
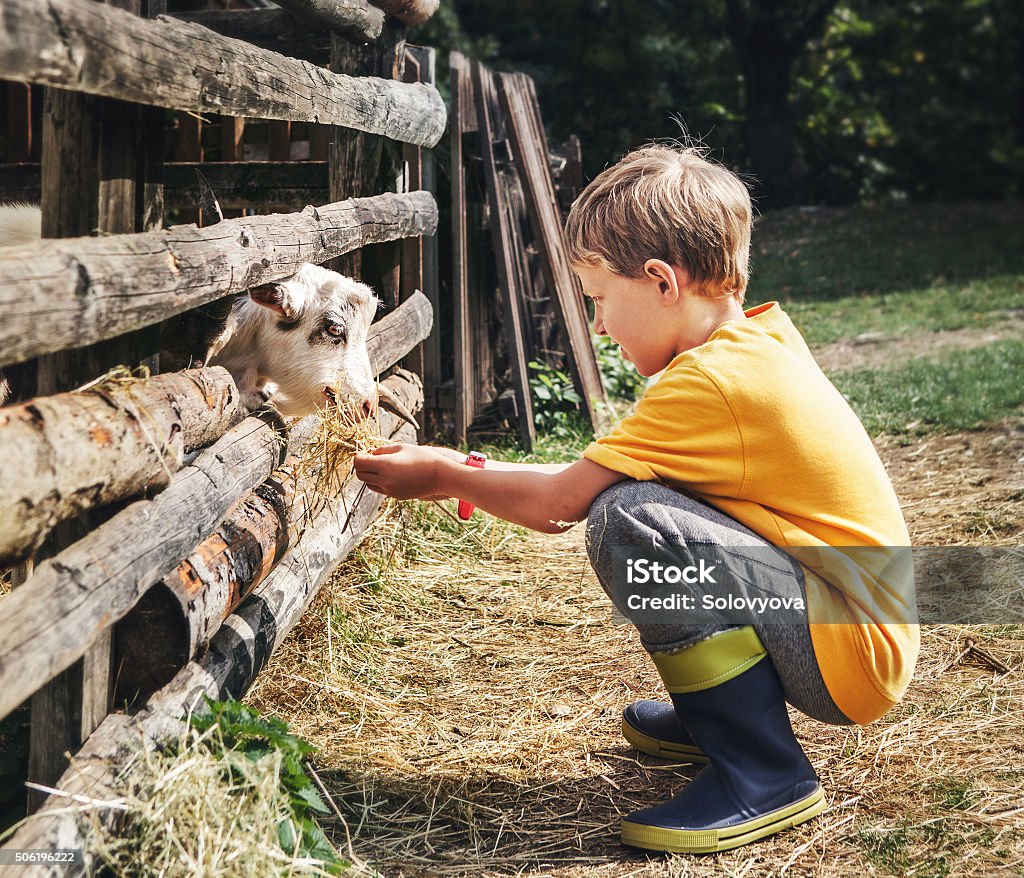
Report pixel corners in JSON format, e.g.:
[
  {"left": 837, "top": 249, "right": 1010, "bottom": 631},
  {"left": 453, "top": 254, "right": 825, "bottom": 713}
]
[{"left": 643, "top": 259, "right": 683, "bottom": 301}]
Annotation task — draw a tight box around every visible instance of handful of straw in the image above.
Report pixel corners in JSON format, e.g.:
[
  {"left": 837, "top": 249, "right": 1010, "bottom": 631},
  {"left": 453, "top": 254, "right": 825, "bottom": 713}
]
[{"left": 294, "top": 398, "right": 387, "bottom": 505}]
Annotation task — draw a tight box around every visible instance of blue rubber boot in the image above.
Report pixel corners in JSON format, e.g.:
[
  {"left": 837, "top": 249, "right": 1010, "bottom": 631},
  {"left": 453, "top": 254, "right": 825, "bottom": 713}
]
[
  {"left": 620, "top": 627, "right": 825, "bottom": 854},
  {"left": 622, "top": 701, "right": 708, "bottom": 764}
]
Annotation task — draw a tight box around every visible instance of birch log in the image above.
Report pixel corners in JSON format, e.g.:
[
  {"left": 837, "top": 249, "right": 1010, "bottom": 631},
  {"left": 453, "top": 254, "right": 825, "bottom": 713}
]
[
  {"left": 0, "top": 414, "right": 289, "bottom": 723},
  {"left": 0, "top": 190, "right": 438, "bottom": 369},
  {"left": 2, "top": 415, "right": 418, "bottom": 877},
  {"left": 0, "top": 0, "right": 445, "bottom": 144},
  {"left": 0, "top": 367, "right": 239, "bottom": 567}
]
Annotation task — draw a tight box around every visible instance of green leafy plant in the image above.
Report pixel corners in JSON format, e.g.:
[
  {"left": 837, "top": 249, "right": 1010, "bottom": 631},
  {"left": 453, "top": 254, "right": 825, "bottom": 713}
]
[
  {"left": 528, "top": 359, "right": 587, "bottom": 440},
  {"left": 190, "top": 696, "right": 346, "bottom": 874},
  {"left": 594, "top": 336, "right": 646, "bottom": 402}
]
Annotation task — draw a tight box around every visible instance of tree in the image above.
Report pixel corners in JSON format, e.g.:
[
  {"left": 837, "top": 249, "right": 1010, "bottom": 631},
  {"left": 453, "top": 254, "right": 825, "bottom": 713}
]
[{"left": 722, "top": 0, "right": 840, "bottom": 207}]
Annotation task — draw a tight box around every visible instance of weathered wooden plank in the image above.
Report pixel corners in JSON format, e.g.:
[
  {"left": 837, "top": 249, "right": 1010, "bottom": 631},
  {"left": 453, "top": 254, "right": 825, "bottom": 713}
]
[
  {"left": 0, "top": 189, "right": 438, "bottom": 370},
  {"left": 5, "top": 81, "right": 32, "bottom": 163},
  {"left": 0, "top": 413, "right": 289, "bottom": 724},
  {"left": 365, "top": 289, "right": 433, "bottom": 373},
  {"left": 0, "top": 0, "right": 446, "bottom": 146},
  {"left": 497, "top": 73, "right": 606, "bottom": 428},
  {"left": 172, "top": 7, "right": 373, "bottom": 58},
  {"left": 2, "top": 408, "right": 419, "bottom": 877},
  {"left": 329, "top": 19, "right": 407, "bottom": 286},
  {"left": 0, "top": 367, "right": 240, "bottom": 568},
  {"left": 471, "top": 60, "right": 535, "bottom": 451},
  {"left": 115, "top": 370, "right": 422, "bottom": 700},
  {"left": 450, "top": 51, "right": 473, "bottom": 445},
  {"left": 0, "top": 161, "right": 332, "bottom": 211},
  {"left": 220, "top": 118, "right": 244, "bottom": 163},
  {"left": 275, "top": 0, "right": 385, "bottom": 39},
  {"left": 400, "top": 46, "right": 440, "bottom": 439}
]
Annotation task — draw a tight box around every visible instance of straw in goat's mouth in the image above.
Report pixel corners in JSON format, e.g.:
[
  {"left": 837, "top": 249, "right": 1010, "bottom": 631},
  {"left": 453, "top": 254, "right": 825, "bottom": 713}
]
[{"left": 295, "top": 397, "right": 385, "bottom": 505}]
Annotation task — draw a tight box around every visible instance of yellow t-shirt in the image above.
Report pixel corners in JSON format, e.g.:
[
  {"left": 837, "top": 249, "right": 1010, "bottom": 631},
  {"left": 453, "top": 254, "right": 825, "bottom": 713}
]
[{"left": 583, "top": 301, "right": 918, "bottom": 725}]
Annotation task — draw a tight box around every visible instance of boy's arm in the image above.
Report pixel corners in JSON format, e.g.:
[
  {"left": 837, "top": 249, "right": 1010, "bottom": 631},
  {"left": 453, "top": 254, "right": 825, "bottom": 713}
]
[{"left": 353, "top": 444, "right": 627, "bottom": 533}]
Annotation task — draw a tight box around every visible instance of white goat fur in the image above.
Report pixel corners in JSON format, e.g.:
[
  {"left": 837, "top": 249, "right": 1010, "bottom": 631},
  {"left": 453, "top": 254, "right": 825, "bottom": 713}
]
[
  {"left": 211, "top": 265, "right": 379, "bottom": 417},
  {"left": 0, "top": 202, "right": 41, "bottom": 247}
]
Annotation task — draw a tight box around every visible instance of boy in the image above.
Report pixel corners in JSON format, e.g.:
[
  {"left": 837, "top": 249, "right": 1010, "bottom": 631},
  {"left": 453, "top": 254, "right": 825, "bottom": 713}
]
[{"left": 354, "top": 145, "right": 918, "bottom": 854}]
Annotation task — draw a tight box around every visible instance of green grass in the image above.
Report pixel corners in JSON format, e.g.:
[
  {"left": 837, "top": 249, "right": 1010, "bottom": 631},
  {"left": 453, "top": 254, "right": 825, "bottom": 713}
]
[
  {"left": 476, "top": 416, "right": 594, "bottom": 464},
  {"left": 832, "top": 338, "right": 1024, "bottom": 435},
  {"left": 749, "top": 203, "right": 1024, "bottom": 345}
]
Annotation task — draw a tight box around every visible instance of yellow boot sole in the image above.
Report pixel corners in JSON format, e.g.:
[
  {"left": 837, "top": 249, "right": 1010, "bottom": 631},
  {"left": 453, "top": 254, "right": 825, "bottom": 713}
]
[
  {"left": 621, "top": 716, "right": 709, "bottom": 764},
  {"left": 621, "top": 785, "right": 826, "bottom": 854}
]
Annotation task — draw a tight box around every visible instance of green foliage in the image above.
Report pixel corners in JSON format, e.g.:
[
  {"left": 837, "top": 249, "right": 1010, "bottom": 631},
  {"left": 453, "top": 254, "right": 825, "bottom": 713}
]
[
  {"left": 527, "top": 359, "right": 589, "bottom": 440},
  {"left": 189, "top": 696, "right": 346, "bottom": 874},
  {"left": 423, "top": 1, "right": 1021, "bottom": 205},
  {"left": 594, "top": 336, "right": 647, "bottom": 401}
]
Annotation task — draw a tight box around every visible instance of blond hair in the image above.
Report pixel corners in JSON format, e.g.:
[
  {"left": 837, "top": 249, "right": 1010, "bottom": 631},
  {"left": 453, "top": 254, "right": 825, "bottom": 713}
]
[{"left": 565, "top": 145, "right": 752, "bottom": 300}]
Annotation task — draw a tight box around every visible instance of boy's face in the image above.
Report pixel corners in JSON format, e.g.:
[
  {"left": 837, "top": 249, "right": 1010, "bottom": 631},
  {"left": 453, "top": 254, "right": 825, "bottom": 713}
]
[{"left": 575, "top": 261, "right": 687, "bottom": 377}]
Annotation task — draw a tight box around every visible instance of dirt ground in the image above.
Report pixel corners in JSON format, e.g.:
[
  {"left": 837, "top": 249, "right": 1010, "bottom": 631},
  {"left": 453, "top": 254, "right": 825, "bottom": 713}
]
[
  {"left": 813, "top": 317, "right": 1024, "bottom": 376},
  {"left": 251, "top": 329, "right": 1024, "bottom": 877}
]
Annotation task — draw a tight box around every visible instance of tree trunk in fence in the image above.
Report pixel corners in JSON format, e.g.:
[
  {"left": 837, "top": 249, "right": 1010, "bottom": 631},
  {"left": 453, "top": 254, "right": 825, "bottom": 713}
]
[
  {"left": 274, "top": 0, "right": 384, "bottom": 39},
  {"left": 0, "top": 288, "right": 432, "bottom": 723},
  {"left": 0, "top": 414, "right": 289, "bottom": 724},
  {"left": 114, "top": 369, "right": 422, "bottom": 702},
  {"left": 2, "top": 413, "right": 420, "bottom": 878},
  {"left": 0, "top": 0, "right": 446, "bottom": 147},
  {"left": 170, "top": 9, "right": 359, "bottom": 62},
  {"left": 0, "top": 367, "right": 240, "bottom": 567},
  {"left": 0, "top": 190, "right": 438, "bottom": 370},
  {"left": 366, "top": 289, "right": 433, "bottom": 371}
]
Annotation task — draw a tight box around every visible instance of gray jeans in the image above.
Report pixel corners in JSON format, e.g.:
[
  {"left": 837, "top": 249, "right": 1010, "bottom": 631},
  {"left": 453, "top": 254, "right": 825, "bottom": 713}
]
[{"left": 586, "top": 480, "right": 852, "bottom": 726}]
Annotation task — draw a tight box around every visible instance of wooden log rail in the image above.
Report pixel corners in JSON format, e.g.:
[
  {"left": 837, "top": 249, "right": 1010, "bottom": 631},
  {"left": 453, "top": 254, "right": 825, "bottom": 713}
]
[
  {"left": 0, "top": 367, "right": 240, "bottom": 568},
  {"left": 4, "top": 395, "right": 420, "bottom": 877},
  {"left": 0, "top": 412, "right": 289, "bottom": 724},
  {"left": 115, "top": 369, "right": 423, "bottom": 700},
  {"left": 170, "top": 9, "right": 337, "bottom": 65},
  {"left": 0, "top": 190, "right": 438, "bottom": 370},
  {"left": 0, "top": 289, "right": 432, "bottom": 723},
  {"left": 0, "top": 0, "right": 446, "bottom": 146},
  {"left": 274, "top": 0, "right": 385, "bottom": 38}
]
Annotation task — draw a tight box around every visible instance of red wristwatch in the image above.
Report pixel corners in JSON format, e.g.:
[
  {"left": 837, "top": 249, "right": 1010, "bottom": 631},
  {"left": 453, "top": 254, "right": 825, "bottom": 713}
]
[{"left": 457, "top": 451, "right": 487, "bottom": 520}]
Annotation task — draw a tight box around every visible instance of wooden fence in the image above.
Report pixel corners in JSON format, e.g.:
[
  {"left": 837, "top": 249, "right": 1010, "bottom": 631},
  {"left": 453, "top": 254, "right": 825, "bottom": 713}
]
[{"left": 0, "top": 0, "right": 444, "bottom": 871}]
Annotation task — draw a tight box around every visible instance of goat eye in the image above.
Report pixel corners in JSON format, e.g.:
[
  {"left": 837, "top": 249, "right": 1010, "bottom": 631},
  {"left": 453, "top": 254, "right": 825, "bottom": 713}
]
[{"left": 325, "top": 322, "right": 346, "bottom": 340}]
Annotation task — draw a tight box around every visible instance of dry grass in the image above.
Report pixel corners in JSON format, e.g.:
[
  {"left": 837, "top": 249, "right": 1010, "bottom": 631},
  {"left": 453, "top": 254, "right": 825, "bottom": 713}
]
[
  {"left": 80, "top": 724, "right": 339, "bottom": 878},
  {"left": 295, "top": 402, "right": 387, "bottom": 505},
  {"left": 246, "top": 491, "right": 1024, "bottom": 877}
]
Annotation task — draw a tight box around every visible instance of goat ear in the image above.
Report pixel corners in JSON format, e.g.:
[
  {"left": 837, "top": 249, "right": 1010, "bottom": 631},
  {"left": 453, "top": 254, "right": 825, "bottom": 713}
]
[{"left": 248, "top": 282, "right": 295, "bottom": 318}]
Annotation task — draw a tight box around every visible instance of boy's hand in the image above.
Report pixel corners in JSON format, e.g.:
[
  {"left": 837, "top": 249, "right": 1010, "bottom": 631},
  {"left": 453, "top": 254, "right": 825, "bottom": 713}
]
[{"left": 354, "top": 443, "right": 454, "bottom": 501}]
